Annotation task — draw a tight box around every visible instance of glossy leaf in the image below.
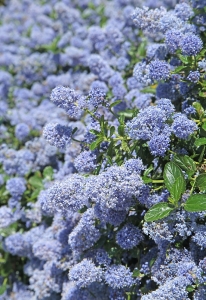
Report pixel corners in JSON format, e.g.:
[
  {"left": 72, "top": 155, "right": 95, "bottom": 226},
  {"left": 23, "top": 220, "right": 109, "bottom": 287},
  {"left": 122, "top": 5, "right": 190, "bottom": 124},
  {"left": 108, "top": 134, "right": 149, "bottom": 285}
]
[
  {"left": 163, "top": 162, "right": 186, "bottom": 201},
  {"left": 172, "top": 155, "right": 196, "bottom": 177},
  {"left": 144, "top": 203, "right": 174, "bottom": 222},
  {"left": 185, "top": 194, "right": 206, "bottom": 212},
  {"left": 195, "top": 174, "right": 206, "bottom": 191}
]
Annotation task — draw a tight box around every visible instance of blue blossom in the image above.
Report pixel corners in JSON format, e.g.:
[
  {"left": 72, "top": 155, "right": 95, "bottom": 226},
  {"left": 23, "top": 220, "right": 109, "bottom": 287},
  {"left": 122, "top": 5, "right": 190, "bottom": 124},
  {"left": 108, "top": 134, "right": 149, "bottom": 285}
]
[
  {"left": 6, "top": 177, "right": 26, "bottom": 198},
  {"left": 86, "top": 165, "right": 143, "bottom": 211},
  {"left": 94, "top": 203, "right": 127, "bottom": 226},
  {"left": 149, "top": 59, "right": 170, "bottom": 81},
  {"left": 171, "top": 114, "right": 197, "bottom": 139},
  {"left": 180, "top": 34, "right": 203, "bottom": 56},
  {"left": 148, "top": 128, "right": 171, "bottom": 156},
  {"left": 32, "top": 239, "right": 62, "bottom": 261},
  {"left": 0, "top": 206, "right": 18, "bottom": 228},
  {"left": 174, "top": 3, "right": 194, "bottom": 21},
  {"left": 43, "top": 122, "right": 73, "bottom": 149},
  {"left": 88, "top": 88, "right": 106, "bottom": 108},
  {"left": 88, "top": 54, "right": 114, "bottom": 81},
  {"left": 141, "top": 276, "right": 190, "bottom": 300},
  {"left": 126, "top": 106, "right": 167, "bottom": 140},
  {"left": 124, "top": 158, "right": 145, "bottom": 174},
  {"left": 133, "top": 61, "right": 152, "bottom": 86},
  {"left": 156, "top": 98, "right": 175, "bottom": 117},
  {"left": 69, "top": 259, "right": 103, "bottom": 288},
  {"left": 132, "top": 6, "right": 166, "bottom": 33},
  {"left": 50, "top": 86, "right": 83, "bottom": 118},
  {"left": 68, "top": 208, "right": 101, "bottom": 255},
  {"left": 165, "top": 30, "right": 184, "bottom": 53},
  {"left": 44, "top": 174, "right": 87, "bottom": 215},
  {"left": 74, "top": 150, "right": 97, "bottom": 173},
  {"left": 105, "top": 265, "right": 135, "bottom": 288},
  {"left": 192, "top": 226, "right": 206, "bottom": 249},
  {"left": 187, "top": 71, "right": 200, "bottom": 83},
  {"left": 116, "top": 223, "right": 143, "bottom": 249},
  {"left": 15, "top": 123, "right": 30, "bottom": 141}
]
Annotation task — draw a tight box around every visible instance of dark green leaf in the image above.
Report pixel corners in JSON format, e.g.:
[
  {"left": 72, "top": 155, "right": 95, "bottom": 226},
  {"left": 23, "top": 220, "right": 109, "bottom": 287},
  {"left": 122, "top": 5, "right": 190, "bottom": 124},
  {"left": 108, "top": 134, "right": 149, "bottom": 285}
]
[
  {"left": 118, "top": 125, "right": 125, "bottom": 136},
  {"left": 195, "top": 138, "right": 206, "bottom": 147},
  {"left": 89, "top": 129, "right": 101, "bottom": 135},
  {"left": 110, "top": 126, "right": 115, "bottom": 137},
  {"left": 172, "top": 155, "right": 196, "bottom": 177},
  {"left": 90, "top": 137, "right": 104, "bottom": 150},
  {"left": 195, "top": 174, "right": 206, "bottom": 191},
  {"left": 72, "top": 127, "right": 78, "bottom": 135},
  {"left": 110, "top": 100, "right": 122, "bottom": 108},
  {"left": 185, "top": 194, "right": 206, "bottom": 212},
  {"left": 144, "top": 203, "right": 174, "bottom": 222},
  {"left": 107, "top": 140, "right": 114, "bottom": 157},
  {"left": 163, "top": 162, "right": 186, "bottom": 201},
  {"left": 43, "top": 166, "right": 53, "bottom": 180}
]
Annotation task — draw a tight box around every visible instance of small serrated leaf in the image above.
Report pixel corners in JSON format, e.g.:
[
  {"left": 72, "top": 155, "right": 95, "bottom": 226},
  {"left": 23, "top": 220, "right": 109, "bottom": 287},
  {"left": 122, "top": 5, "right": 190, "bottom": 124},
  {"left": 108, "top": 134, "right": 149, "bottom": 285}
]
[{"left": 144, "top": 203, "right": 174, "bottom": 222}]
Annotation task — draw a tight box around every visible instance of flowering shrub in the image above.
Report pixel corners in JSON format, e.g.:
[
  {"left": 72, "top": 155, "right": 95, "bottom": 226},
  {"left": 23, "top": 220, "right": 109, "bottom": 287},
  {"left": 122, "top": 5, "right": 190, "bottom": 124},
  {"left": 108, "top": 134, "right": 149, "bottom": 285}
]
[{"left": 0, "top": 0, "right": 206, "bottom": 299}]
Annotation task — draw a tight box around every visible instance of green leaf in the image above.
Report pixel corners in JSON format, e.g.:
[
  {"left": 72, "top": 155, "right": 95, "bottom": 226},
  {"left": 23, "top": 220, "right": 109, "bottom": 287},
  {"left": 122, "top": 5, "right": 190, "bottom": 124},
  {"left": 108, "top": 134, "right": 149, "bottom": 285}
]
[
  {"left": 172, "top": 155, "right": 196, "bottom": 177},
  {"left": 195, "top": 138, "right": 206, "bottom": 147},
  {"left": 143, "top": 165, "right": 153, "bottom": 177},
  {"left": 118, "top": 125, "right": 125, "bottom": 136},
  {"left": 174, "top": 65, "right": 187, "bottom": 72},
  {"left": 28, "top": 175, "right": 43, "bottom": 189},
  {"left": 184, "top": 194, "right": 206, "bottom": 212},
  {"left": 192, "top": 102, "right": 204, "bottom": 117},
  {"left": 0, "top": 285, "right": 7, "bottom": 295},
  {"left": 110, "top": 100, "right": 122, "bottom": 108},
  {"left": 43, "top": 166, "right": 54, "bottom": 180},
  {"left": 202, "top": 122, "right": 206, "bottom": 131},
  {"left": 178, "top": 54, "right": 190, "bottom": 64},
  {"left": 144, "top": 203, "right": 174, "bottom": 222},
  {"left": 163, "top": 162, "right": 186, "bottom": 202},
  {"left": 133, "top": 269, "right": 141, "bottom": 277},
  {"left": 89, "top": 129, "right": 100, "bottom": 135},
  {"left": 186, "top": 285, "right": 196, "bottom": 292},
  {"left": 195, "top": 174, "right": 206, "bottom": 191},
  {"left": 90, "top": 137, "right": 104, "bottom": 150},
  {"left": 198, "top": 91, "right": 206, "bottom": 98},
  {"left": 110, "top": 126, "right": 115, "bottom": 137},
  {"left": 72, "top": 127, "right": 78, "bottom": 135},
  {"left": 121, "top": 140, "right": 130, "bottom": 152}
]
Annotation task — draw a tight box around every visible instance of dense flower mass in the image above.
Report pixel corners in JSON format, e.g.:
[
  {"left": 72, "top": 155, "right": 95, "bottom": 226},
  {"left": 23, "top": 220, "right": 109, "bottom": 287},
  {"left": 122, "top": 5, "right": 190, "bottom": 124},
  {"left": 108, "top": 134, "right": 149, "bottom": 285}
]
[{"left": 0, "top": 0, "right": 205, "bottom": 299}]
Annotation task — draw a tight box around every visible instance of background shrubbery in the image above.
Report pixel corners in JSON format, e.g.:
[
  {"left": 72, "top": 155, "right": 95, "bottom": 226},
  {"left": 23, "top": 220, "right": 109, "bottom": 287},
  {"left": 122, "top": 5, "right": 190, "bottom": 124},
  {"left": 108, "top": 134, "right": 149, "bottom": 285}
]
[{"left": 0, "top": 0, "right": 206, "bottom": 299}]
